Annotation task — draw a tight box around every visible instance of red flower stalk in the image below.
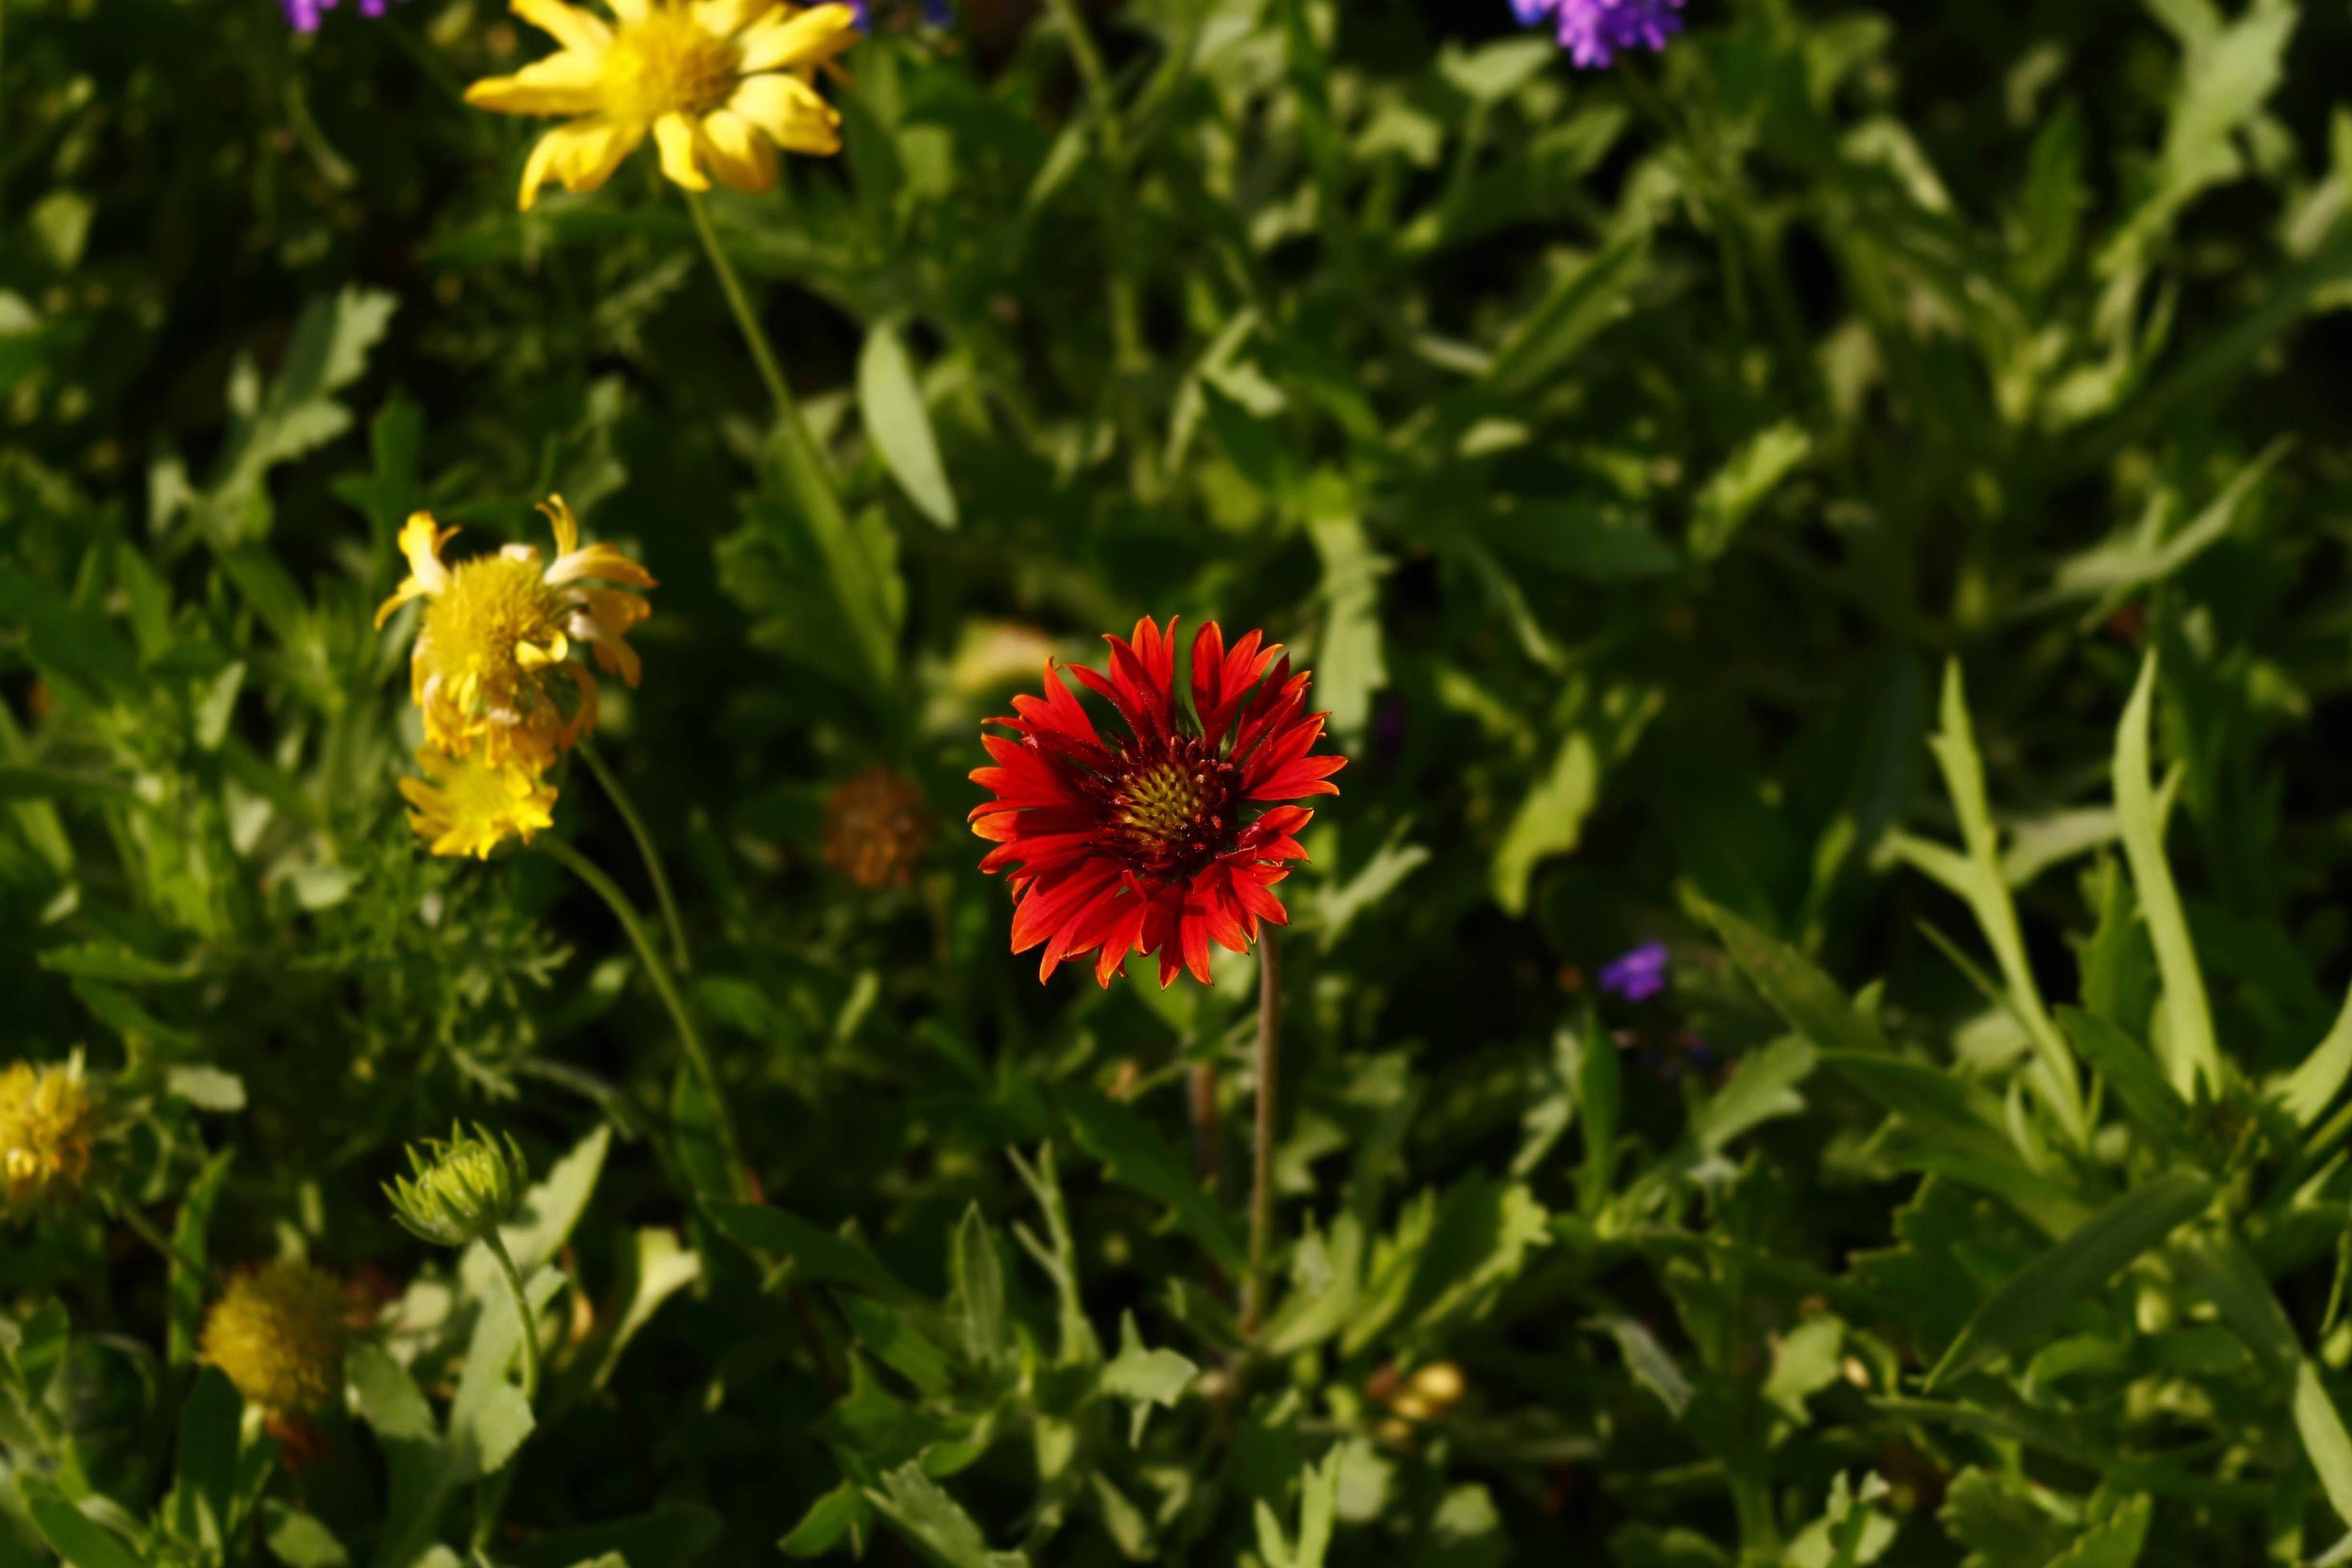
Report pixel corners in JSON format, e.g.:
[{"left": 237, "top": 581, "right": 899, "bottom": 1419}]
[{"left": 970, "top": 618, "right": 1347, "bottom": 987}]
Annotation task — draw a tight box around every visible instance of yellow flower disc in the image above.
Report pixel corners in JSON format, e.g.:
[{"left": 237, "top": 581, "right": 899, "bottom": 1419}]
[
  {"left": 201, "top": 1262, "right": 353, "bottom": 1417},
  {"left": 0, "top": 1062, "right": 98, "bottom": 1221},
  {"left": 375, "top": 497, "right": 654, "bottom": 770}
]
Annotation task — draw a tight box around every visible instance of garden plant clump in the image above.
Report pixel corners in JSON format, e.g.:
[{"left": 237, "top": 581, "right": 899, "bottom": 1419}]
[{"left": 4, "top": 0, "right": 2352, "bottom": 1562}]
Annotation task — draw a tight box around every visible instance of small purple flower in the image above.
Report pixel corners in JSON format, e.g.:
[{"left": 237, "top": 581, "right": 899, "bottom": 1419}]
[
  {"left": 1511, "top": 0, "right": 1686, "bottom": 70},
  {"left": 848, "top": 0, "right": 955, "bottom": 31},
  {"left": 1599, "top": 942, "right": 1671, "bottom": 1002},
  {"left": 279, "top": 0, "right": 402, "bottom": 32}
]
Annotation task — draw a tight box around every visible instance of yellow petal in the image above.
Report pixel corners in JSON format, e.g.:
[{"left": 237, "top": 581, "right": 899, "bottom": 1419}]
[
  {"left": 734, "top": 3, "right": 856, "bottom": 74},
  {"left": 606, "top": 0, "right": 647, "bottom": 20},
  {"left": 510, "top": 0, "right": 611, "bottom": 54},
  {"left": 538, "top": 494, "right": 581, "bottom": 560},
  {"left": 652, "top": 111, "right": 710, "bottom": 191},
  {"left": 692, "top": 0, "right": 778, "bottom": 37},
  {"left": 728, "top": 73, "right": 841, "bottom": 154},
  {"left": 697, "top": 109, "right": 779, "bottom": 192},
  {"left": 518, "top": 118, "right": 644, "bottom": 208},
  {"left": 462, "top": 50, "right": 605, "bottom": 116}
]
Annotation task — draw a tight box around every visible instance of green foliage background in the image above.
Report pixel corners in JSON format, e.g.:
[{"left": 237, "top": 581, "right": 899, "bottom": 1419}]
[{"left": 5, "top": 0, "right": 2352, "bottom": 1562}]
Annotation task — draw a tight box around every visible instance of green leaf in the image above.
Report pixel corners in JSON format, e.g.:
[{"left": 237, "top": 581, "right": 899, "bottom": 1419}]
[
  {"left": 1926, "top": 1170, "right": 2214, "bottom": 1389},
  {"left": 1689, "top": 422, "right": 1811, "bottom": 562},
  {"left": 704, "top": 1201, "right": 927, "bottom": 1307},
  {"left": 2278, "top": 983, "right": 2352, "bottom": 1128},
  {"left": 858, "top": 321, "right": 958, "bottom": 529},
  {"left": 2113, "top": 654, "right": 2220, "bottom": 1096},
  {"left": 502, "top": 1506, "right": 723, "bottom": 1567},
  {"left": 1690, "top": 1035, "right": 1817, "bottom": 1155},
  {"left": 1394, "top": 1178, "right": 1550, "bottom": 1339},
  {"left": 22, "top": 1486, "right": 145, "bottom": 1568},
  {"left": 2057, "top": 1007, "right": 2192, "bottom": 1148},
  {"left": 167, "top": 1367, "right": 242, "bottom": 1550},
  {"left": 581, "top": 1227, "right": 702, "bottom": 1394},
  {"left": 1306, "top": 510, "right": 1388, "bottom": 742},
  {"left": 170, "top": 1150, "right": 234, "bottom": 1366},
  {"left": 1491, "top": 682, "right": 1658, "bottom": 914},
  {"left": 263, "top": 1505, "right": 352, "bottom": 1568},
  {"left": 1098, "top": 1312, "right": 1198, "bottom": 1443},
  {"left": 1762, "top": 1316, "right": 1845, "bottom": 1423},
  {"left": 1702, "top": 901, "right": 1887, "bottom": 1058},
  {"left": 1588, "top": 1311, "right": 1693, "bottom": 1419},
  {"left": 2046, "top": 1496, "right": 2153, "bottom": 1568},
  {"left": 1480, "top": 230, "right": 1651, "bottom": 400},
  {"left": 2298, "top": 1360, "right": 2352, "bottom": 1531},
  {"left": 1253, "top": 1446, "right": 1342, "bottom": 1568},
  {"left": 781, "top": 1482, "right": 872, "bottom": 1559},
  {"left": 1060, "top": 1086, "right": 1247, "bottom": 1276},
  {"left": 864, "top": 1462, "right": 1029, "bottom": 1568},
  {"left": 949, "top": 1205, "right": 1009, "bottom": 1370}
]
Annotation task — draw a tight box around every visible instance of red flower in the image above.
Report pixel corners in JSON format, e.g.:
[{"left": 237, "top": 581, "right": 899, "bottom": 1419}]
[{"left": 970, "top": 618, "right": 1347, "bottom": 987}]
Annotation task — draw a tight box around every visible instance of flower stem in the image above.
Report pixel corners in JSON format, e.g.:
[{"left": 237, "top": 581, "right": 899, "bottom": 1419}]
[
  {"left": 577, "top": 738, "right": 691, "bottom": 975},
  {"left": 682, "top": 188, "right": 894, "bottom": 698},
  {"left": 481, "top": 1227, "right": 540, "bottom": 1402},
  {"left": 1240, "top": 932, "right": 1281, "bottom": 1339},
  {"left": 110, "top": 1195, "right": 211, "bottom": 1282},
  {"left": 538, "top": 835, "right": 750, "bottom": 1198}
]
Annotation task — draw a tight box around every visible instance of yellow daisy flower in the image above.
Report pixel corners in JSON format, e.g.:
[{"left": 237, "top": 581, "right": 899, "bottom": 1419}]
[
  {"left": 464, "top": 0, "right": 859, "bottom": 211},
  {"left": 400, "top": 748, "right": 560, "bottom": 859},
  {"left": 202, "top": 1262, "right": 354, "bottom": 1417},
  {"left": 0, "top": 1060, "right": 99, "bottom": 1222},
  {"left": 375, "top": 495, "right": 655, "bottom": 770}
]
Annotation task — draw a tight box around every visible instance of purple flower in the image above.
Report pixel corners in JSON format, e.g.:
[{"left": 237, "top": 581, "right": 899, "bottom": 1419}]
[
  {"left": 848, "top": 0, "right": 955, "bottom": 30},
  {"left": 1511, "top": 0, "right": 1686, "bottom": 70},
  {"left": 1599, "top": 942, "right": 1671, "bottom": 1002},
  {"left": 279, "top": 0, "right": 403, "bottom": 32}
]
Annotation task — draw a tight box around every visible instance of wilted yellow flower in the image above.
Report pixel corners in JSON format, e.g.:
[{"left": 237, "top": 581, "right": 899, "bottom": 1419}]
[
  {"left": 823, "top": 765, "right": 934, "bottom": 890},
  {"left": 202, "top": 1262, "right": 353, "bottom": 1417},
  {"left": 465, "top": 0, "right": 858, "bottom": 211},
  {"left": 0, "top": 1060, "right": 98, "bottom": 1220},
  {"left": 400, "top": 748, "right": 559, "bottom": 859},
  {"left": 376, "top": 496, "right": 654, "bottom": 770}
]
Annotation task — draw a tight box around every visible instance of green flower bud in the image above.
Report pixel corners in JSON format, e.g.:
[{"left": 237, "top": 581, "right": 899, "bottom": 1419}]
[{"left": 385, "top": 1124, "right": 526, "bottom": 1247}]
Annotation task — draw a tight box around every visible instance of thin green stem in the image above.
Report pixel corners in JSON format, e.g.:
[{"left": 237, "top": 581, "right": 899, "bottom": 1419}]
[
  {"left": 578, "top": 738, "right": 691, "bottom": 975},
  {"left": 481, "top": 1228, "right": 540, "bottom": 1402},
  {"left": 110, "top": 1197, "right": 211, "bottom": 1283},
  {"left": 683, "top": 188, "right": 894, "bottom": 698},
  {"left": 1240, "top": 933, "right": 1281, "bottom": 1339},
  {"left": 539, "top": 835, "right": 750, "bottom": 1198},
  {"left": 686, "top": 186, "right": 798, "bottom": 421}
]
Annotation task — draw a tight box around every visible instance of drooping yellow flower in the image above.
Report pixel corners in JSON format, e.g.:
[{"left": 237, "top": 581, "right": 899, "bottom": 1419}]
[
  {"left": 400, "top": 748, "right": 560, "bottom": 859},
  {"left": 0, "top": 1060, "right": 99, "bottom": 1221},
  {"left": 465, "top": 0, "right": 859, "bottom": 211},
  {"left": 201, "top": 1262, "right": 354, "bottom": 1417},
  {"left": 375, "top": 495, "right": 654, "bottom": 770}
]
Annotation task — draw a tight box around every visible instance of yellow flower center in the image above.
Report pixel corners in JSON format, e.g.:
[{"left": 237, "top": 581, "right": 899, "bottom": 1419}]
[
  {"left": 602, "top": 8, "right": 740, "bottom": 122},
  {"left": 422, "top": 555, "right": 570, "bottom": 721},
  {"left": 202, "top": 1263, "right": 352, "bottom": 1416},
  {"left": 0, "top": 1062, "right": 97, "bottom": 1217}
]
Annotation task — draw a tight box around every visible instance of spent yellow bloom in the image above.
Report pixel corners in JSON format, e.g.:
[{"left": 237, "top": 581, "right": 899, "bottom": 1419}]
[
  {"left": 465, "top": 0, "right": 859, "bottom": 210},
  {"left": 201, "top": 1262, "right": 353, "bottom": 1417},
  {"left": 400, "top": 748, "right": 559, "bottom": 859},
  {"left": 376, "top": 495, "right": 654, "bottom": 769},
  {"left": 0, "top": 1060, "right": 98, "bottom": 1221}
]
